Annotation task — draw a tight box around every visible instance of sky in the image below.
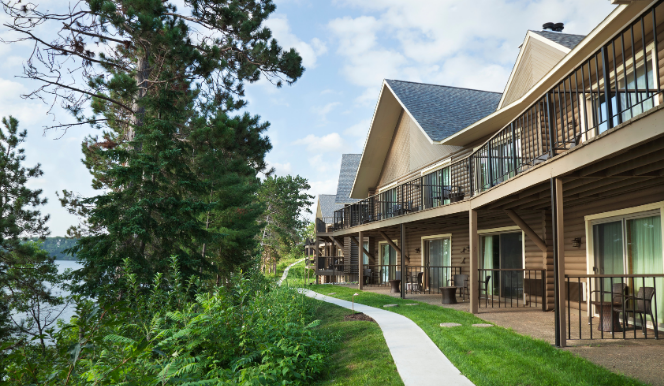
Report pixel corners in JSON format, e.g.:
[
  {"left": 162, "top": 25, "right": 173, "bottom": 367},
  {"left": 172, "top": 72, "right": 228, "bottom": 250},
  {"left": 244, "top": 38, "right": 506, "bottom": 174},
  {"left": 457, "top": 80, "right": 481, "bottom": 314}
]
[{"left": 0, "top": 0, "right": 617, "bottom": 236}]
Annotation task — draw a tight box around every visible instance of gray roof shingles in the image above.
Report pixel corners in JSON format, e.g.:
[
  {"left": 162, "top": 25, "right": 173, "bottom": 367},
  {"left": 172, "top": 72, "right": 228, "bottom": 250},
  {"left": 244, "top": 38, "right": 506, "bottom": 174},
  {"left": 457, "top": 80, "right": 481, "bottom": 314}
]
[
  {"left": 530, "top": 30, "right": 586, "bottom": 50},
  {"left": 319, "top": 194, "right": 343, "bottom": 219},
  {"left": 335, "top": 154, "right": 362, "bottom": 204},
  {"left": 385, "top": 80, "right": 502, "bottom": 142}
]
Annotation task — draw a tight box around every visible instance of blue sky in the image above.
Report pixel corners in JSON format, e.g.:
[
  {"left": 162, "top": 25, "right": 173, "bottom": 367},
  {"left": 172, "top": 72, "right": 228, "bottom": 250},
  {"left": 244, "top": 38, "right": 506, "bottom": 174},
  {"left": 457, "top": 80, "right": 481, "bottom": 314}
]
[{"left": 0, "top": 0, "right": 617, "bottom": 235}]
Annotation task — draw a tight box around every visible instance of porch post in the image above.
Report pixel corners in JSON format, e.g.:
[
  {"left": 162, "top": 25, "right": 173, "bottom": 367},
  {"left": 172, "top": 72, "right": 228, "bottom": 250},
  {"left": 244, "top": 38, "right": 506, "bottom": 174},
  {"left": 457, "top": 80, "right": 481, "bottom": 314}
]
[
  {"left": 470, "top": 208, "right": 479, "bottom": 314},
  {"left": 358, "top": 231, "right": 364, "bottom": 290},
  {"left": 315, "top": 236, "right": 320, "bottom": 285},
  {"left": 401, "top": 223, "right": 406, "bottom": 299},
  {"left": 551, "top": 177, "right": 567, "bottom": 347}
]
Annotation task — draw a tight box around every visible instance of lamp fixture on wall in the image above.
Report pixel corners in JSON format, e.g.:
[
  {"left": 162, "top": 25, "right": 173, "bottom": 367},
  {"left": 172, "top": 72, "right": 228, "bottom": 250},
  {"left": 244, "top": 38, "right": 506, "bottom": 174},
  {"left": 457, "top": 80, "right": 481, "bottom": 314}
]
[
  {"left": 572, "top": 238, "right": 582, "bottom": 248},
  {"left": 415, "top": 247, "right": 421, "bottom": 253}
]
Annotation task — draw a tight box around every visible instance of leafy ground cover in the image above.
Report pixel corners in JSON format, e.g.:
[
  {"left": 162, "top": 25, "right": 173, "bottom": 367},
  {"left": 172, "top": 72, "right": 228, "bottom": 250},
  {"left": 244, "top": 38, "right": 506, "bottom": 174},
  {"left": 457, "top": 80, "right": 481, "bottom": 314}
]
[
  {"left": 310, "top": 285, "right": 645, "bottom": 386},
  {"left": 313, "top": 300, "right": 403, "bottom": 386}
]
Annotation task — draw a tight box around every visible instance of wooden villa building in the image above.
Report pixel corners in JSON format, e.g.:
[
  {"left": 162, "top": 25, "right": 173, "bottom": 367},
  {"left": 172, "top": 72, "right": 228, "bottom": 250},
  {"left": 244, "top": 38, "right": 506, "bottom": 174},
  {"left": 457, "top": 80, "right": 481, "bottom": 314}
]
[{"left": 314, "top": 1, "right": 664, "bottom": 347}]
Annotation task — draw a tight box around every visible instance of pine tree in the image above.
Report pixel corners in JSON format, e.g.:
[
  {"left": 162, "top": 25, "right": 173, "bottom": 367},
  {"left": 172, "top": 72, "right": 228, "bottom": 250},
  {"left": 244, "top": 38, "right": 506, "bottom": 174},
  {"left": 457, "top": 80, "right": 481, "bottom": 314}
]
[
  {"left": 2, "top": 0, "right": 304, "bottom": 296},
  {"left": 0, "top": 116, "right": 53, "bottom": 346},
  {"left": 258, "top": 175, "right": 313, "bottom": 271}
]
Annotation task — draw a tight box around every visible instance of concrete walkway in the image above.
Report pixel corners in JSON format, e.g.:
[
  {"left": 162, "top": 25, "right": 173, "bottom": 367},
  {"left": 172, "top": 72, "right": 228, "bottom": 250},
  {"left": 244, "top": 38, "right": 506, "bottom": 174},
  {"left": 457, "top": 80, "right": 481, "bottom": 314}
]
[
  {"left": 301, "top": 289, "right": 474, "bottom": 386},
  {"left": 276, "top": 258, "right": 304, "bottom": 286}
]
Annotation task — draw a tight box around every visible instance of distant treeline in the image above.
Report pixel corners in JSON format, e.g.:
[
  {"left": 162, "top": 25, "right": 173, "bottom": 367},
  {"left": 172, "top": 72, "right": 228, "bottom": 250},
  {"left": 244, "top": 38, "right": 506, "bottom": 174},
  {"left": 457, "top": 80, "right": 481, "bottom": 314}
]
[{"left": 29, "top": 237, "right": 79, "bottom": 260}]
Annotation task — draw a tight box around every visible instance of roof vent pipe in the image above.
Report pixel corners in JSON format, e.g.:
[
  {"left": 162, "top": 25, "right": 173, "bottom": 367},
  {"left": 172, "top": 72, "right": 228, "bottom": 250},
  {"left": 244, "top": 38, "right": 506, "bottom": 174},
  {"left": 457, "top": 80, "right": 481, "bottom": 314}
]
[{"left": 542, "top": 22, "right": 564, "bottom": 32}]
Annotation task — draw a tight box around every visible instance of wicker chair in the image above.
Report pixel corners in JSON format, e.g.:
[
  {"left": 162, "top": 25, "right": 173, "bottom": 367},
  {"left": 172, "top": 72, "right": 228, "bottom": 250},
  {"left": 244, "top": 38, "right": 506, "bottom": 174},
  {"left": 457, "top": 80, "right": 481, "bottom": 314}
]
[
  {"left": 621, "top": 287, "right": 657, "bottom": 334},
  {"left": 449, "top": 274, "right": 469, "bottom": 301}
]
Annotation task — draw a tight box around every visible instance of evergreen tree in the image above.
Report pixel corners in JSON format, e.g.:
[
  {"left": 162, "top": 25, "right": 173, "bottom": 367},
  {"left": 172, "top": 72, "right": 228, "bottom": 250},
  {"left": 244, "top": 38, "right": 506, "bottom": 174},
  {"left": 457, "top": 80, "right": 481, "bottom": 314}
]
[
  {"left": 2, "top": 0, "right": 304, "bottom": 296},
  {"left": 0, "top": 117, "right": 54, "bottom": 346},
  {"left": 258, "top": 175, "right": 313, "bottom": 271}
]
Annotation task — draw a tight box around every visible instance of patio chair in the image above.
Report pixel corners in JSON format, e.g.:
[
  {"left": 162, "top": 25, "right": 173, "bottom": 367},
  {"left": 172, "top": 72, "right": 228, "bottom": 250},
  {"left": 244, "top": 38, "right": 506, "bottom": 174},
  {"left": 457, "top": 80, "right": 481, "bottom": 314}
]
[
  {"left": 479, "top": 276, "right": 492, "bottom": 305},
  {"left": 409, "top": 272, "right": 423, "bottom": 293},
  {"left": 449, "top": 274, "right": 469, "bottom": 301},
  {"left": 620, "top": 287, "right": 657, "bottom": 335},
  {"left": 363, "top": 268, "right": 372, "bottom": 285}
]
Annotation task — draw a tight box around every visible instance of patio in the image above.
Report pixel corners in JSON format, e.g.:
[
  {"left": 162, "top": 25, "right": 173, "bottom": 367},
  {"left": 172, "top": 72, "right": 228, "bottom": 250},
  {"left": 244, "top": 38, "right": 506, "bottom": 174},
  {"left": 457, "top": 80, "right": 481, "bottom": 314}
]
[{"left": 330, "top": 284, "right": 664, "bottom": 386}]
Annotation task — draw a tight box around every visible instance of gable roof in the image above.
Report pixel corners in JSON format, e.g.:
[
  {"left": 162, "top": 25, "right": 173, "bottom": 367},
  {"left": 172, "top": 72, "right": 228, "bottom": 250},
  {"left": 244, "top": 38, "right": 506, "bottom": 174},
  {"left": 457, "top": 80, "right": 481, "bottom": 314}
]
[
  {"left": 317, "top": 194, "right": 343, "bottom": 219},
  {"left": 385, "top": 80, "right": 502, "bottom": 142},
  {"left": 530, "top": 30, "right": 586, "bottom": 50},
  {"left": 497, "top": 30, "right": 587, "bottom": 110},
  {"left": 335, "top": 154, "right": 362, "bottom": 204}
]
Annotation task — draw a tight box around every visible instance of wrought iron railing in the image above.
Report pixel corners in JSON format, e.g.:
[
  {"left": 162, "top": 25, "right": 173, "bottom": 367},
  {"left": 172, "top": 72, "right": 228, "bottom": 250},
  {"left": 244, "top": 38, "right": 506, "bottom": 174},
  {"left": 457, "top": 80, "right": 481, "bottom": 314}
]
[
  {"left": 565, "top": 273, "right": 663, "bottom": 340},
  {"left": 478, "top": 269, "right": 547, "bottom": 310},
  {"left": 404, "top": 265, "right": 462, "bottom": 294},
  {"left": 332, "top": 2, "right": 664, "bottom": 230}
]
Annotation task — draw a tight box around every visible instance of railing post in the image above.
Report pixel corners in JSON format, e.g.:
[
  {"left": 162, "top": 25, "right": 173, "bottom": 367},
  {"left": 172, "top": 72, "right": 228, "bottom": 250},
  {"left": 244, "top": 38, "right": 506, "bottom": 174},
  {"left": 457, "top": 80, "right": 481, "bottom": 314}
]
[
  {"left": 358, "top": 231, "right": 364, "bottom": 290},
  {"left": 546, "top": 93, "right": 555, "bottom": 158},
  {"left": 400, "top": 223, "right": 406, "bottom": 299},
  {"left": 487, "top": 141, "right": 494, "bottom": 188},
  {"left": 470, "top": 208, "right": 479, "bottom": 314},
  {"left": 468, "top": 156, "right": 474, "bottom": 197},
  {"left": 510, "top": 122, "right": 518, "bottom": 176},
  {"left": 601, "top": 46, "right": 614, "bottom": 130},
  {"left": 541, "top": 269, "right": 547, "bottom": 312}
]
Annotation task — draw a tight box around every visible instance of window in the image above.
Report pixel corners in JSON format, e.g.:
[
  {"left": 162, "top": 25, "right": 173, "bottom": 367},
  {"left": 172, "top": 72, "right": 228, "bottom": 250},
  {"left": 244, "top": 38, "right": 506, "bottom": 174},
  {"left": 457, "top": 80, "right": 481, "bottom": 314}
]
[
  {"left": 379, "top": 241, "right": 398, "bottom": 282},
  {"left": 362, "top": 241, "right": 369, "bottom": 265}
]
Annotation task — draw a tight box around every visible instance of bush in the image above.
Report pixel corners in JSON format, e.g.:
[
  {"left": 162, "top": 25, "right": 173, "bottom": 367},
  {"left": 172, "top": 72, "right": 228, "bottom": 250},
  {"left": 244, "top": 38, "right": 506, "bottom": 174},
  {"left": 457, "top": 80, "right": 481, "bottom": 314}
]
[{"left": 1, "top": 258, "right": 332, "bottom": 385}]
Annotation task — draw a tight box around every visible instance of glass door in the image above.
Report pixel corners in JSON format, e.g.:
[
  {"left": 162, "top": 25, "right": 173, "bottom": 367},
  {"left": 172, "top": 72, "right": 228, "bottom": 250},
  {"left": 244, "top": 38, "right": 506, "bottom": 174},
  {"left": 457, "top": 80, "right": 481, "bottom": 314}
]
[
  {"left": 425, "top": 238, "right": 451, "bottom": 289},
  {"left": 592, "top": 212, "right": 663, "bottom": 324},
  {"left": 381, "top": 243, "right": 396, "bottom": 282},
  {"left": 480, "top": 232, "right": 523, "bottom": 297}
]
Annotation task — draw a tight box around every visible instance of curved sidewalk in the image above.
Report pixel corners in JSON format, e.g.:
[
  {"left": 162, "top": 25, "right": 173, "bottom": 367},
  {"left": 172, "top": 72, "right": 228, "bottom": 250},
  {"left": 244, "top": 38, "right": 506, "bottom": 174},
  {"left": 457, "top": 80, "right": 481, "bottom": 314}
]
[
  {"left": 276, "top": 258, "right": 304, "bottom": 286},
  {"left": 301, "top": 289, "right": 474, "bottom": 386}
]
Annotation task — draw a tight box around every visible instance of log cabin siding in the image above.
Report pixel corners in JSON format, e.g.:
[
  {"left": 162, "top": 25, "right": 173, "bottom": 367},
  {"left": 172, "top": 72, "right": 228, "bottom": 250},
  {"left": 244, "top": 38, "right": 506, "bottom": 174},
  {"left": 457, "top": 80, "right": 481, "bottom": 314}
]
[
  {"left": 377, "top": 113, "right": 459, "bottom": 190},
  {"left": 502, "top": 37, "right": 567, "bottom": 108}
]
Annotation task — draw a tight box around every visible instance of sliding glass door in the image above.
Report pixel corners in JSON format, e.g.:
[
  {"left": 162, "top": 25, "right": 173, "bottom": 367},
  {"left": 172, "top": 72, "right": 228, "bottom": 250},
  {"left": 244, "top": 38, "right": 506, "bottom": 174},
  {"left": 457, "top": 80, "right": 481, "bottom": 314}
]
[
  {"left": 480, "top": 232, "right": 523, "bottom": 297},
  {"left": 425, "top": 238, "right": 451, "bottom": 289},
  {"left": 592, "top": 212, "right": 663, "bottom": 323},
  {"left": 381, "top": 243, "right": 397, "bottom": 282}
]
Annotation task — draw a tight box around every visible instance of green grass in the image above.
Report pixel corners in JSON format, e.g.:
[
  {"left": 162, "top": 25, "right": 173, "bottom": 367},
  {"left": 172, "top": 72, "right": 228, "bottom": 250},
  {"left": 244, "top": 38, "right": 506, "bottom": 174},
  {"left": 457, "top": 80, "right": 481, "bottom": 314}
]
[
  {"left": 280, "top": 259, "right": 315, "bottom": 288},
  {"left": 312, "top": 298, "right": 403, "bottom": 386},
  {"left": 310, "top": 285, "right": 645, "bottom": 386}
]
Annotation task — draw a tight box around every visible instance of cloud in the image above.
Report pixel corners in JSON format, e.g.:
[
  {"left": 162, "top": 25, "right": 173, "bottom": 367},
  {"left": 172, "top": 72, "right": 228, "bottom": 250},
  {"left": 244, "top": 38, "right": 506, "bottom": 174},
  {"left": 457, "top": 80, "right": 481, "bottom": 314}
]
[
  {"left": 329, "top": 0, "right": 615, "bottom": 100},
  {"left": 294, "top": 132, "right": 347, "bottom": 153},
  {"left": 265, "top": 14, "right": 327, "bottom": 69},
  {"left": 311, "top": 101, "right": 341, "bottom": 123},
  {"left": 271, "top": 162, "right": 292, "bottom": 174}
]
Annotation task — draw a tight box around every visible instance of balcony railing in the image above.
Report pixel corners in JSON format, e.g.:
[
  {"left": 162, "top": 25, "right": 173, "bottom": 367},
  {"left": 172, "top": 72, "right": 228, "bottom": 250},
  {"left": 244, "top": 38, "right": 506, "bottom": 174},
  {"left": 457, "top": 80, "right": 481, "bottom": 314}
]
[
  {"left": 333, "top": 2, "right": 664, "bottom": 230},
  {"left": 565, "top": 273, "right": 663, "bottom": 340}
]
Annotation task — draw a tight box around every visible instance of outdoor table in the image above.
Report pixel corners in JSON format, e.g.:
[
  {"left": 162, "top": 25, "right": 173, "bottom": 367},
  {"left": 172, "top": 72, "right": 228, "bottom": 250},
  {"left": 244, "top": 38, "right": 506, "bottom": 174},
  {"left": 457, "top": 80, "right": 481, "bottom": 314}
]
[
  {"left": 439, "top": 286, "right": 458, "bottom": 304},
  {"left": 389, "top": 279, "right": 401, "bottom": 293},
  {"left": 591, "top": 301, "right": 623, "bottom": 332}
]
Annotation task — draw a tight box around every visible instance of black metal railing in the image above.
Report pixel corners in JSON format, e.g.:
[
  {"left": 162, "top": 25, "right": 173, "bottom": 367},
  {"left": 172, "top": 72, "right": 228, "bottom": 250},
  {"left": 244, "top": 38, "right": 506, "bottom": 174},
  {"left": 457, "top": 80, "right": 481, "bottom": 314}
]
[
  {"left": 478, "top": 269, "right": 547, "bottom": 310},
  {"left": 404, "top": 265, "right": 462, "bottom": 294},
  {"left": 361, "top": 264, "right": 400, "bottom": 286},
  {"left": 565, "top": 273, "right": 663, "bottom": 340},
  {"left": 331, "top": 2, "right": 664, "bottom": 230}
]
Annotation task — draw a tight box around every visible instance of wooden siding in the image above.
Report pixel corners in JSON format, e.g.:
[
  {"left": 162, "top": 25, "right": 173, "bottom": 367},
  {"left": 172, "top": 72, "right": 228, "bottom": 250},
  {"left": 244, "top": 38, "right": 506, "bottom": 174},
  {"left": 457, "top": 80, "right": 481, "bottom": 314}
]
[
  {"left": 502, "top": 36, "right": 567, "bottom": 108},
  {"left": 377, "top": 113, "right": 459, "bottom": 190}
]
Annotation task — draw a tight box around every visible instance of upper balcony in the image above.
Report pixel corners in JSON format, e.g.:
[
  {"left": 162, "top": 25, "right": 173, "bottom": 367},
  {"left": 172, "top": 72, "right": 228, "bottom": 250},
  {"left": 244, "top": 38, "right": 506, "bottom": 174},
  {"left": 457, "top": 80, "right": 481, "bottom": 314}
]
[{"left": 333, "top": 1, "right": 664, "bottom": 231}]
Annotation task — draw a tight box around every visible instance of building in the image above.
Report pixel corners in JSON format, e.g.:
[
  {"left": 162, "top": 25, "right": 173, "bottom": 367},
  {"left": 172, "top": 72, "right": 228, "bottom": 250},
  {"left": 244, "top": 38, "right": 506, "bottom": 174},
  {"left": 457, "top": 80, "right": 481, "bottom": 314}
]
[{"left": 315, "top": 1, "right": 664, "bottom": 348}]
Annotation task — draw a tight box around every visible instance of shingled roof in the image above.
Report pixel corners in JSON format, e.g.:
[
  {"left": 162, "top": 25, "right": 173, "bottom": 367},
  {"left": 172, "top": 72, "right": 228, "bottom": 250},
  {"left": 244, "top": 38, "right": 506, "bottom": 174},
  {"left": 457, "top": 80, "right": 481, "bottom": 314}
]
[
  {"left": 530, "top": 30, "right": 586, "bottom": 50},
  {"left": 335, "top": 154, "right": 362, "bottom": 204},
  {"left": 318, "top": 194, "right": 343, "bottom": 219},
  {"left": 385, "top": 80, "right": 502, "bottom": 142}
]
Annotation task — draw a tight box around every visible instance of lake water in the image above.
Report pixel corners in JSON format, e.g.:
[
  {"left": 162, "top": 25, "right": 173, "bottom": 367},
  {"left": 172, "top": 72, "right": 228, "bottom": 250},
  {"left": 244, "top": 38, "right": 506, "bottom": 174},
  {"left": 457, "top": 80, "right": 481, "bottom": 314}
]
[{"left": 9, "top": 260, "right": 83, "bottom": 330}]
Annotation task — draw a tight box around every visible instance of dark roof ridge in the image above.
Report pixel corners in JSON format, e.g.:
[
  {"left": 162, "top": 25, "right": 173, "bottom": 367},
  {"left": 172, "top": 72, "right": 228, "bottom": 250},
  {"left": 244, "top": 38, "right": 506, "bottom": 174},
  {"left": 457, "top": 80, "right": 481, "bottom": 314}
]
[
  {"left": 385, "top": 79, "right": 502, "bottom": 95},
  {"left": 528, "top": 29, "right": 585, "bottom": 38}
]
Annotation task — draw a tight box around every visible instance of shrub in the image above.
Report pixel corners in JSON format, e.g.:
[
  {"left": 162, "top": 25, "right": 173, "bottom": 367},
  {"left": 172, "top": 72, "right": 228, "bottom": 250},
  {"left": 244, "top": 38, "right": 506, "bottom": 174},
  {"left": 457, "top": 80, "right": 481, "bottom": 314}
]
[{"left": 1, "top": 258, "right": 331, "bottom": 385}]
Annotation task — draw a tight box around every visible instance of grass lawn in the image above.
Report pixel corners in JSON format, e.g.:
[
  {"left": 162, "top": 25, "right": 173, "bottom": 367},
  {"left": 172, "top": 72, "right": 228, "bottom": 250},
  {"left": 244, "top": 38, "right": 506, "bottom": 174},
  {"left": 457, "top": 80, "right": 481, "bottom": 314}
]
[
  {"left": 312, "top": 299, "right": 403, "bottom": 386},
  {"left": 310, "top": 285, "right": 645, "bottom": 386}
]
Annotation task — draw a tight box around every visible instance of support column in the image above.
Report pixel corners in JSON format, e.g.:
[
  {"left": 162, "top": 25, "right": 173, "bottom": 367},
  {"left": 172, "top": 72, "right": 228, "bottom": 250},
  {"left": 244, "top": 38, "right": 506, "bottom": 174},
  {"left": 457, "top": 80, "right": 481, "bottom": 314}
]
[
  {"left": 469, "top": 209, "right": 479, "bottom": 314},
  {"left": 358, "top": 231, "right": 364, "bottom": 290},
  {"left": 551, "top": 177, "right": 567, "bottom": 348},
  {"left": 400, "top": 224, "right": 406, "bottom": 299},
  {"left": 315, "top": 236, "right": 320, "bottom": 285}
]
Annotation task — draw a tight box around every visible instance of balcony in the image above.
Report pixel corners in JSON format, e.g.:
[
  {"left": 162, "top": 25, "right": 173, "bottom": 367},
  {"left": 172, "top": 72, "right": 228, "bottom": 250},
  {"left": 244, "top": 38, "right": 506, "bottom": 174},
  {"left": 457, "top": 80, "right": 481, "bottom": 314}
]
[{"left": 333, "top": 2, "right": 664, "bottom": 231}]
